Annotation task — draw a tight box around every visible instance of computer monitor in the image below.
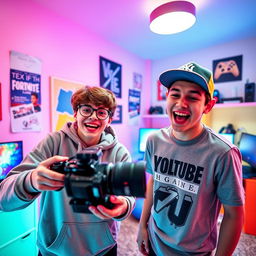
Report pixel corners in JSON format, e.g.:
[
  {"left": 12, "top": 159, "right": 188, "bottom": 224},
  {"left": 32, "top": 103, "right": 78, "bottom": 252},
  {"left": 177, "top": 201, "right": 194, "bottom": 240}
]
[
  {"left": 218, "top": 133, "right": 235, "bottom": 144},
  {"left": 239, "top": 133, "right": 256, "bottom": 169},
  {"left": 0, "top": 141, "right": 23, "bottom": 181},
  {"left": 139, "top": 128, "right": 159, "bottom": 153}
]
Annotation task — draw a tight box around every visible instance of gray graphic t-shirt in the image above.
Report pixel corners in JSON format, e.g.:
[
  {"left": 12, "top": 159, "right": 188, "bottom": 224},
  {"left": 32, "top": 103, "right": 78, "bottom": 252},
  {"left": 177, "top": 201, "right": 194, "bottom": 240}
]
[{"left": 145, "top": 126, "right": 244, "bottom": 255}]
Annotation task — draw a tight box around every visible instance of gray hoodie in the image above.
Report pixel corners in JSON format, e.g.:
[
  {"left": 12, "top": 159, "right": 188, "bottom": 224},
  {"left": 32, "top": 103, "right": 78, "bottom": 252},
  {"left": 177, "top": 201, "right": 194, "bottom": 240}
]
[{"left": 0, "top": 122, "right": 135, "bottom": 256}]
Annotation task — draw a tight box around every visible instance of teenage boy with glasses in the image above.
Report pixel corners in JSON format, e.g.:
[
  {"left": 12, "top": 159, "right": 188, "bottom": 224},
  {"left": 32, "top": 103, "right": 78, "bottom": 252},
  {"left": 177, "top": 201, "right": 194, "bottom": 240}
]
[{"left": 0, "top": 86, "right": 134, "bottom": 256}]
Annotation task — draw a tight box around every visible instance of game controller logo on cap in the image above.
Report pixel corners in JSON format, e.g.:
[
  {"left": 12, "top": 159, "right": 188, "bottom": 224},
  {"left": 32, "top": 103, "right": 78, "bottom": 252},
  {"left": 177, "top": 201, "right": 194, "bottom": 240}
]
[{"left": 159, "top": 62, "right": 215, "bottom": 99}]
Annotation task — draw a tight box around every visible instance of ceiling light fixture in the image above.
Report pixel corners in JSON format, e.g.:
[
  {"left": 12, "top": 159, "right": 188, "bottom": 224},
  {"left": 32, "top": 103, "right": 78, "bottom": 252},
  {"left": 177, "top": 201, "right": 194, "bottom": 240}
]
[{"left": 150, "top": 1, "right": 196, "bottom": 35}]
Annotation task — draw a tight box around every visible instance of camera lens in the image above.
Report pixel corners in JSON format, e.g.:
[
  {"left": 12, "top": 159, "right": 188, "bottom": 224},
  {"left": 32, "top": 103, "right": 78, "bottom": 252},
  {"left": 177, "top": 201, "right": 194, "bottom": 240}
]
[{"left": 108, "top": 161, "right": 146, "bottom": 197}]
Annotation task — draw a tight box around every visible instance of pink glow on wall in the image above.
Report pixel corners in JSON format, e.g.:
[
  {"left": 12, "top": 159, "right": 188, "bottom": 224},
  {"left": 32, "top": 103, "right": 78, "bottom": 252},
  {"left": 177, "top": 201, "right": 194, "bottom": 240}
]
[{"left": 0, "top": 0, "right": 150, "bottom": 157}]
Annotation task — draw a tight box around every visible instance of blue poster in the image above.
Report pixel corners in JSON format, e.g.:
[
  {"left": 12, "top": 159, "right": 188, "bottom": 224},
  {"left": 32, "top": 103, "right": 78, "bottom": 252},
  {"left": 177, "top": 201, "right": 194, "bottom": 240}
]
[
  {"left": 112, "top": 105, "right": 122, "bottom": 124},
  {"left": 100, "top": 56, "right": 122, "bottom": 98},
  {"left": 10, "top": 69, "right": 41, "bottom": 108},
  {"left": 128, "top": 89, "right": 141, "bottom": 119}
]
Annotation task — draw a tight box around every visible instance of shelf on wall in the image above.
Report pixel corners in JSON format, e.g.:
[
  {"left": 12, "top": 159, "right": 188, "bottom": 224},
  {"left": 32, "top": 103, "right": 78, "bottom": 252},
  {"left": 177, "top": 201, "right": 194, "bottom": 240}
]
[
  {"left": 214, "top": 102, "right": 256, "bottom": 108},
  {"left": 142, "top": 102, "right": 256, "bottom": 119}
]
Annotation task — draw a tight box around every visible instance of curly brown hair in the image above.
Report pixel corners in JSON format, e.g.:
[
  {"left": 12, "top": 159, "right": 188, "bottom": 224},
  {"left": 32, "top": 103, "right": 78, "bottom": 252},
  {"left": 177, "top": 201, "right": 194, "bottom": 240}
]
[{"left": 71, "top": 86, "right": 117, "bottom": 116}]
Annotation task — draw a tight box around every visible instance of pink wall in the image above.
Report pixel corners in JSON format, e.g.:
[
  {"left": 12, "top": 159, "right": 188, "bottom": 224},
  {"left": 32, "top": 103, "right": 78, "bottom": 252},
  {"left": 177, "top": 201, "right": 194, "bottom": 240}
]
[{"left": 0, "top": 0, "right": 150, "bottom": 158}]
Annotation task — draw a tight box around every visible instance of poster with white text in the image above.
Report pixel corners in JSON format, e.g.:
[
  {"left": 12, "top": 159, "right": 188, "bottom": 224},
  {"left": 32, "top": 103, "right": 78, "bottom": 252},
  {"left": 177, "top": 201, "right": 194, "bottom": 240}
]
[
  {"left": 99, "top": 56, "right": 122, "bottom": 98},
  {"left": 128, "top": 89, "right": 141, "bottom": 119},
  {"left": 10, "top": 51, "right": 42, "bottom": 132}
]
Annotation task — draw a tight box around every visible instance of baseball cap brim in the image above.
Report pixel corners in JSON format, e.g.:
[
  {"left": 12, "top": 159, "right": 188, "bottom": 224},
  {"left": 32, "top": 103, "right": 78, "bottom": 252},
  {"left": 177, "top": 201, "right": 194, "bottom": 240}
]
[{"left": 159, "top": 69, "right": 209, "bottom": 94}]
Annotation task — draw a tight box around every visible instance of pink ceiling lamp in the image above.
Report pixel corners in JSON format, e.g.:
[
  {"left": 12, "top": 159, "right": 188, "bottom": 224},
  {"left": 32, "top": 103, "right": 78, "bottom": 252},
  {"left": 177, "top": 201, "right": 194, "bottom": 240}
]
[{"left": 150, "top": 1, "right": 196, "bottom": 35}]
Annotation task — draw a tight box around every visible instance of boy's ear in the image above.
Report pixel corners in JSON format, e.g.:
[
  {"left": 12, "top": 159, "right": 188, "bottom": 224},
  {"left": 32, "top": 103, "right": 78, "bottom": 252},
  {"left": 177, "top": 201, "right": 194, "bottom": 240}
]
[{"left": 204, "top": 98, "right": 216, "bottom": 114}]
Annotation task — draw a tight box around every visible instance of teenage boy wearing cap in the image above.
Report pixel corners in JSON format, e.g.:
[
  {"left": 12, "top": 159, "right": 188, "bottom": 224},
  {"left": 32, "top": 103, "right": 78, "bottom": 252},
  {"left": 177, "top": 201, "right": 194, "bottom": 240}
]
[{"left": 137, "top": 62, "right": 244, "bottom": 256}]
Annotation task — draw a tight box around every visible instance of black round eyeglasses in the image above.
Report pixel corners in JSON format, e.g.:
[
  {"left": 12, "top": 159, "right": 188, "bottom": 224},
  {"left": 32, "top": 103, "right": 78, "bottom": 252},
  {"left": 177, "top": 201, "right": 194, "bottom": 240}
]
[{"left": 78, "top": 104, "right": 112, "bottom": 120}]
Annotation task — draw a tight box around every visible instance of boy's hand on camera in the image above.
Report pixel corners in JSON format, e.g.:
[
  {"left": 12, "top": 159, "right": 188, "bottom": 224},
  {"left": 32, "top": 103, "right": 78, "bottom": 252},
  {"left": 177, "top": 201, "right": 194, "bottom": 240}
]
[
  {"left": 89, "top": 195, "right": 128, "bottom": 219},
  {"left": 30, "top": 156, "right": 68, "bottom": 191}
]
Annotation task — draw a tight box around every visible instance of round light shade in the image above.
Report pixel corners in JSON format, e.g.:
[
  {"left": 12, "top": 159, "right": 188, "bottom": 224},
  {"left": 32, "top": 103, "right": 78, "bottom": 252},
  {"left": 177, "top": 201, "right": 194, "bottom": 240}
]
[{"left": 150, "top": 1, "right": 196, "bottom": 35}]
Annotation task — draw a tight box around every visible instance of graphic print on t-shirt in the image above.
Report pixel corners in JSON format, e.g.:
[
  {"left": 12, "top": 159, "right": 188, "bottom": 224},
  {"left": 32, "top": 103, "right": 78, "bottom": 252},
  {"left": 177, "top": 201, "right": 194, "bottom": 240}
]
[{"left": 153, "top": 154, "right": 204, "bottom": 227}]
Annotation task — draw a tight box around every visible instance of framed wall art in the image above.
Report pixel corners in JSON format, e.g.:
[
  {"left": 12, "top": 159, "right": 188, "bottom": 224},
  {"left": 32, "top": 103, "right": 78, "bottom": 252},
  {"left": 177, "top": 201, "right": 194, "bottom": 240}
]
[
  {"left": 133, "top": 72, "right": 142, "bottom": 90},
  {"left": 112, "top": 105, "right": 122, "bottom": 124},
  {"left": 99, "top": 56, "right": 122, "bottom": 98},
  {"left": 213, "top": 55, "right": 242, "bottom": 83},
  {"left": 157, "top": 79, "right": 167, "bottom": 101},
  {"left": 128, "top": 89, "right": 141, "bottom": 119},
  {"left": 50, "top": 77, "right": 84, "bottom": 131}
]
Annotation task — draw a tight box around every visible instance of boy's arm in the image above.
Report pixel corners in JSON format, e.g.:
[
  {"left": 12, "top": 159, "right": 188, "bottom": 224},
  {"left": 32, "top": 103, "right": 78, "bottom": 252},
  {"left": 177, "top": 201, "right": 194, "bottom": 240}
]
[
  {"left": 214, "top": 204, "right": 244, "bottom": 256},
  {"left": 137, "top": 175, "right": 154, "bottom": 255}
]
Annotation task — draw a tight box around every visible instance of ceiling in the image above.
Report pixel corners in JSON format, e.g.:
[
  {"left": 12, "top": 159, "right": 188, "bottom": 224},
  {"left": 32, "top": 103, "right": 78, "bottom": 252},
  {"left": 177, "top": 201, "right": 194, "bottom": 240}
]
[{"left": 33, "top": 0, "right": 256, "bottom": 60}]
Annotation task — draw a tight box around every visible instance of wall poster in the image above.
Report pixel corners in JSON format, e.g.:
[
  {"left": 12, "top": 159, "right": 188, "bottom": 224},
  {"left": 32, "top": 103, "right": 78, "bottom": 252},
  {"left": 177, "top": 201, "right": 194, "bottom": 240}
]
[
  {"left": 10, "top": 50, "right": 42, "bottom": 132},
  {"left": 50, "top": 77, "right": 84, "bottom": 131},
  {"left": 128, "top": 89, "right": 141, "bottom": 119},
  {"left": 133, "top": 72, "right": 142, "bottom": 90},
  {"left": 157, "top": 79, "right": 167, "bottom": 101},
  {"left": 99, "top": 56, "right": 122, "bottom": 98},
  {"left": 213, "top": 55, "right": 243, "bottom": 83},
  {"left": 111, "top": 105, "right": 122, "bottom": 124}
]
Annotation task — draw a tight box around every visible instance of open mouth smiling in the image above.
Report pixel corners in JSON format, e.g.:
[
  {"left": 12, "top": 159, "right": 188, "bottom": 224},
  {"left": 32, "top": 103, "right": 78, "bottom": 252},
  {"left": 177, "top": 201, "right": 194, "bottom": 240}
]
[
  {"left": 85, "top": 123, "right": 100, "bottom": 129},
  {"left": 173, "top": 111, "right": 190, "bottom": 122}
]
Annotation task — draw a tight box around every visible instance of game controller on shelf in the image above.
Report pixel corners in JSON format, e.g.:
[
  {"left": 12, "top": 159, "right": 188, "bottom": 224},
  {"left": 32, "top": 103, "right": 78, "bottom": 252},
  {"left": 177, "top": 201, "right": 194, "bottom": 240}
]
[{"left": 214, "top": 60, "right": 239, "bottom": 80}]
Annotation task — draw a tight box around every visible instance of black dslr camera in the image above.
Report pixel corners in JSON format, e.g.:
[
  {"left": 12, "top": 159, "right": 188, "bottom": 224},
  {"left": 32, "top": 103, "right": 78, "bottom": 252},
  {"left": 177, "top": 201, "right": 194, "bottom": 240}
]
[{"left": 51, "top": 148, "right": 146, "bottom": 213}]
